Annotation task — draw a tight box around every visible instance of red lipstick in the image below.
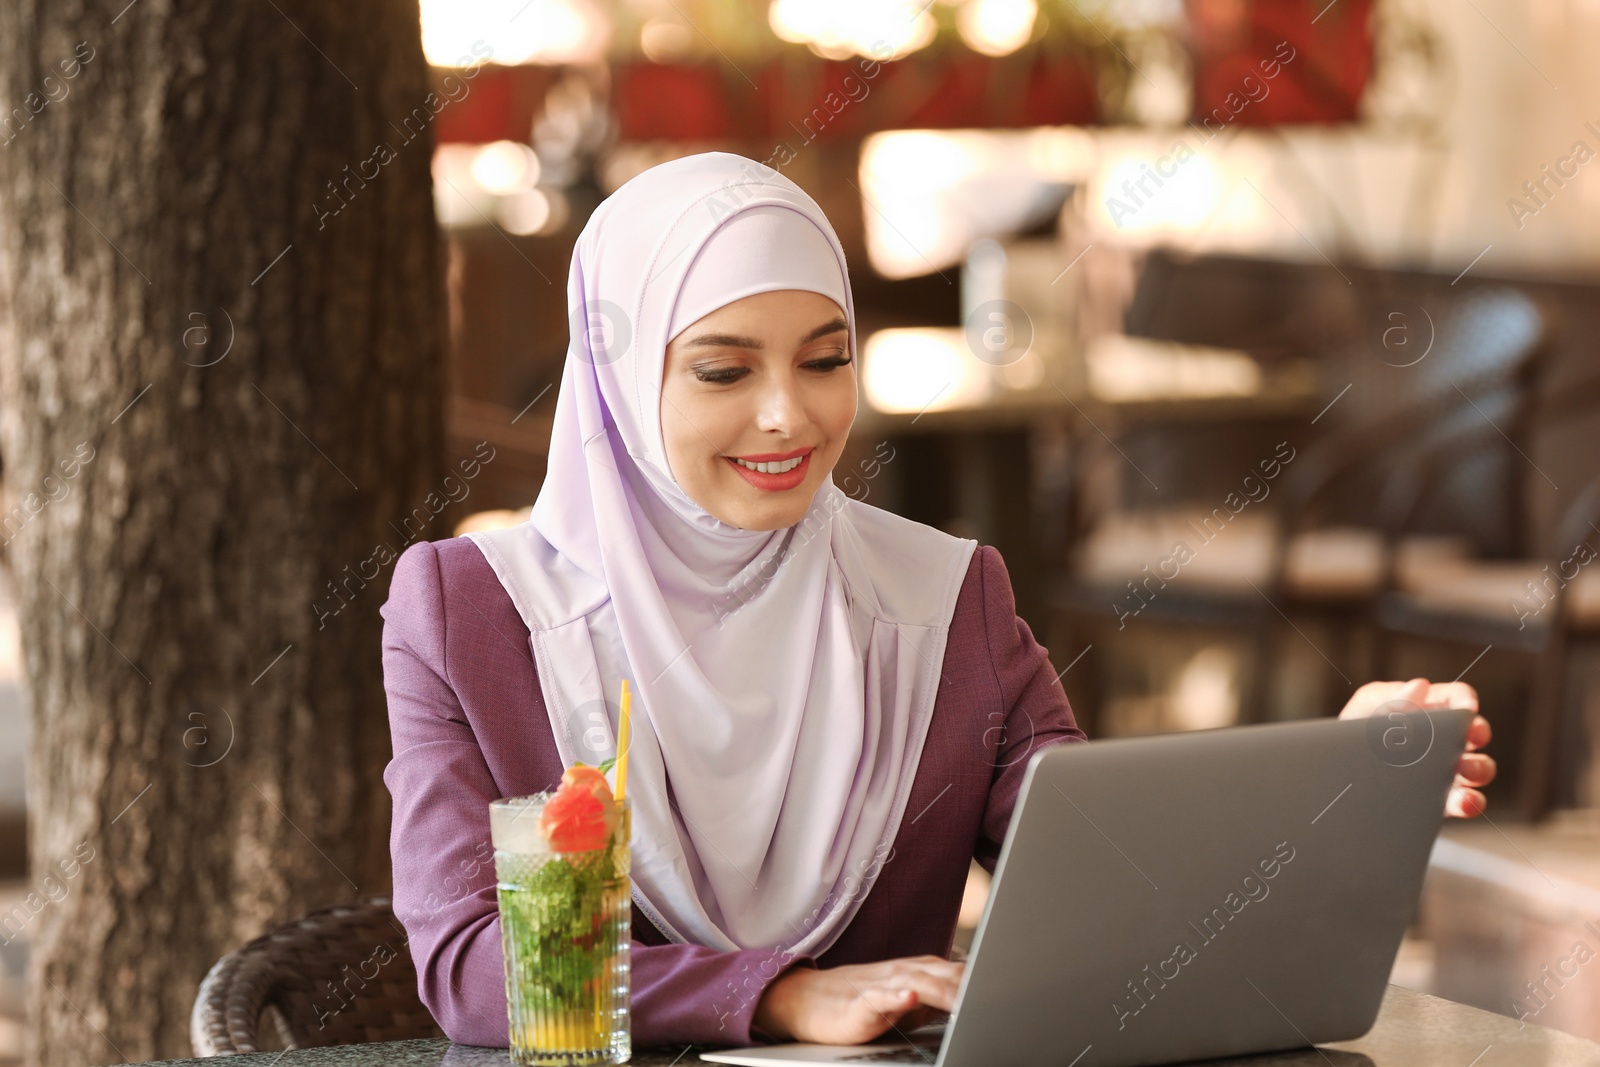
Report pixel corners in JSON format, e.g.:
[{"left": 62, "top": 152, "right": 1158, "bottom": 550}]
[{"left": 723, "top": 447, "right": 813, "bottom": 492}]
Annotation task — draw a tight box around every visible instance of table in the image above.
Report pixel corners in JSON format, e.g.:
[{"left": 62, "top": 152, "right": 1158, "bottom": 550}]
[
  {"left": 846, "top": 334, "right": 1318, "bottom": 644},
  {"left": 123, "top": 984, "right": 1600, "bottom": 1066},
  {"left": 1423, "top": 820, "right": 1600, "bottom": 1042}
]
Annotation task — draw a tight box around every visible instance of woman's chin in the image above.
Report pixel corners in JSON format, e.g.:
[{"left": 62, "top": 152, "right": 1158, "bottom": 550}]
[
  {"left": 714, "top": 487, "right": 821, "bottom": 531},
  {"left": 722, "top": 504, "right": 809, "bottom": 531}
]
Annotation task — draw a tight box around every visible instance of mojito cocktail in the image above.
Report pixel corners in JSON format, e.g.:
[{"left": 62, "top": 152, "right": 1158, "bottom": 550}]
[{"left": 491, "top": 768, "right": 631, "bottom": 1066}]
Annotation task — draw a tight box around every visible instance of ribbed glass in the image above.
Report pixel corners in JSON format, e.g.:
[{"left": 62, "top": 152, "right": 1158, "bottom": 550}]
[{"left": 493, "top": 796, "right": 631, "bottom": 1066}]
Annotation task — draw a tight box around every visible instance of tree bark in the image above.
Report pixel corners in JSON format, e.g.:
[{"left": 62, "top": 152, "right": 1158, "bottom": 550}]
[{"left": 0, "top": 2, "right": 444, "bottom": 1063}]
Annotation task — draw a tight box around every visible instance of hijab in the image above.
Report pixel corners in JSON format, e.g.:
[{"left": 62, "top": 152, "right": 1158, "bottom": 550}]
[{"left": 467, "top": 151, "right": 977, "bottom": 957}]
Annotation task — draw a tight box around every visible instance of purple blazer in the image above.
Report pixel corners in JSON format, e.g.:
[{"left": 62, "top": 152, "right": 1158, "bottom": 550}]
[{"left": 380, "top": 535, "right": 1087, "bottom": 1048}]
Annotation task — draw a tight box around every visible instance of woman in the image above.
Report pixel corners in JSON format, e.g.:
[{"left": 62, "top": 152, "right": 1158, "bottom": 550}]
[{"left": 380, "top": 151, "right": 1496, "bottom": 1050}]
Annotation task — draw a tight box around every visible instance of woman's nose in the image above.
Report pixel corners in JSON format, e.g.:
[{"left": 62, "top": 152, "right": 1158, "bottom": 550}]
[{"left": 754, "top": 374, "right": 806, "bottom": 434}]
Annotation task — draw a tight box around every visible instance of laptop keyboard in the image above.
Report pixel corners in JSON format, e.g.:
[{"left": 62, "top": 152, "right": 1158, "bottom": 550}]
[{"left": 836, "top": 1048, "right": 938, "bottom": 1063}]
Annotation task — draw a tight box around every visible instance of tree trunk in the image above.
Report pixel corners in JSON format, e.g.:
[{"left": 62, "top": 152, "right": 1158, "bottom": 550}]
[{"left": 0, "top": 2, "right": 444, "bottom": 1063}]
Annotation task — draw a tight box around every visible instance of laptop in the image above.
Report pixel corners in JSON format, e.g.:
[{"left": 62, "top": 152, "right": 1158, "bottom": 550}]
[{"left": 701, "top": 706, "right": 1473, "bottom": 1067}]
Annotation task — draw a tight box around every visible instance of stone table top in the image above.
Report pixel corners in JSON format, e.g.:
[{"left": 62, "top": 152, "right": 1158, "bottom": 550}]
[{"left": 121, "top": 984, "right": 1600, "bottom": 1066}]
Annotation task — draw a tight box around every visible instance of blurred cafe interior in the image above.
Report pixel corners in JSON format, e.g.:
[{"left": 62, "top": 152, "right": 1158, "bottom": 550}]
[{"left": 6, "top": 0, "right": 1600, "bottom": 1062}]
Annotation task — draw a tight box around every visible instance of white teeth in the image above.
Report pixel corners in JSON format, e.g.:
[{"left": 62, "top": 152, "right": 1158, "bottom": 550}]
[{"left": 733, "top": 455, "right": 803, "bottom": 474}]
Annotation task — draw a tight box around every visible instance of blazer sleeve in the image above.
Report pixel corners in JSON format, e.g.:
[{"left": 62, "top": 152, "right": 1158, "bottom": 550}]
[
  {"left": 970, "top": 545, "right": 1089, "bottom": 874},
  {"left": 381, "top": 539, "right": 811, "bottom": 1049}
]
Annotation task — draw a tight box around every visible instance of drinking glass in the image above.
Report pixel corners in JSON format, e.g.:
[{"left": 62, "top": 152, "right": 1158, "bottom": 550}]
[{"left": 490, "top": 794, "right": 631, "bottom": 1066}]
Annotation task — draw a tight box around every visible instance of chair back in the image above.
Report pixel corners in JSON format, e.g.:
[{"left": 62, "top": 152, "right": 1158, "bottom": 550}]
[
  {"left": 190, "top": 898, "right": 441, "bottom": 1055},
  {"left": 1289, "top": 285, "right": 1551, "bottom": 557}
]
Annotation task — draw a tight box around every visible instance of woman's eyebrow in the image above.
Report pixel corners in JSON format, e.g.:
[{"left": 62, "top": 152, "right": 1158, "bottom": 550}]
[
  {"left": 683, "top": 331, "right": 761, "bottom": 350},
  {"left": 683, "top": 317, "right": 848, "bottom": 351},
  {"left": 801, "top": 317, "right": 849, "bottom": 344}
]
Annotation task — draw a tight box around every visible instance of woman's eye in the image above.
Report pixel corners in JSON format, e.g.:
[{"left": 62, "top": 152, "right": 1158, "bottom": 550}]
[
  {"left": 805, "top": 354, "right": 853, "bottom": 372},
  {"left": 693, "top": 365, "right": 749, "bottom": 384}
]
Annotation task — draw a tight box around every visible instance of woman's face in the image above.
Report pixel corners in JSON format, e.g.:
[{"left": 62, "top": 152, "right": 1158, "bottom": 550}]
[{"left": 660, "top": 289, "right": 856, "bottom": 531}]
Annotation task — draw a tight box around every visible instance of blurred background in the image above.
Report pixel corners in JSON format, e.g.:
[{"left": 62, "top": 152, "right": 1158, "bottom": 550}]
[{"left": 5, "top": 0, "right": 1600, "bottom": 1062}]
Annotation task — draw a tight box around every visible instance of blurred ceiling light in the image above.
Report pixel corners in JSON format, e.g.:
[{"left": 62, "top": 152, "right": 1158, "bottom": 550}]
[
  {"left": 768, "top": 0, "right": 935, "bottom": 59},
  {"left": 1091, "top": 148, "right": 1223, "bottom": 240},
  {"left": 497, "top": 188, "right": 552, "bottom": 235},
  {"left": 640, "top": 18, "right": 693, "bottom": 62},
  {"left": 858, "top": 132, "right": 988, "bottom": 279},
  {"left": 956, "top": 0, "right": 1037, "bottom": 57},
  {"left": 869, "top": 130, "right": 988, "bottom": 186},
  {"left": 433, "top": 144, "right": 492, "bottom": 227},
  {"left": 1073, "top": 0, "right": 1182, "bottom": 30},
  {"left": 860, "top": 128, "right": 1090, "bottom": 278},
  {"left": 434, "top": 144, "right": 569, "bottom": 233},
  {"left": 1085, "top": 334, "right": 1261, "bottom": 402},
  {"left": 420, "top": 0, "right": 610, "bottom": 66},
  {"left": 470, "top": 141, "right": 541, "bottom": 194},
  {"left": 862, "top": 328, "right": 991, "bottom": 414},
  {"left": 1025, "top": 127, "right": 1099, "bottom": 176}
]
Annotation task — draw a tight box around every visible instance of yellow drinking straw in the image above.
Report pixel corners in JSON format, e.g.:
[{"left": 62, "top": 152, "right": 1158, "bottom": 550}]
[{"left": 615, "top": 679, "right": 632, "bottom": 801}]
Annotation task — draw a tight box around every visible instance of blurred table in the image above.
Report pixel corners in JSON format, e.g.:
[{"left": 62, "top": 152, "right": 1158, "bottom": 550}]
[
  {"left": 850, "top": 331, "right": 1318, "bottom": 638},
  {"left": 121, "top": 985, "right": 1600, "bottom": 1066},
  {"left": 853, "top": 330, "right": 1319, "bottom": 437},
  {"left": 1422, "top": 817, "right": 1600, "bottom": 1042}
]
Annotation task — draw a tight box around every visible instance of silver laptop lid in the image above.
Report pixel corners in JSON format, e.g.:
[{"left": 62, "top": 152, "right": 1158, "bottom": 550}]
[{"left": 942, "top": 708, "right": 1472, "bottom": 1067}]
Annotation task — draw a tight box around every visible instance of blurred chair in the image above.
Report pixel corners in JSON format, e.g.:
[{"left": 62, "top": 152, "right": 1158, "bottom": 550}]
[
  {"left": 1048, "top": 286, "right": 1555, "bottom": 735},
  {"left": 1375, "top": 475, "right": 1600, "bottom": 820},
  {"left": 191, "top": 898, "right": 439, "bottom": 1055}
]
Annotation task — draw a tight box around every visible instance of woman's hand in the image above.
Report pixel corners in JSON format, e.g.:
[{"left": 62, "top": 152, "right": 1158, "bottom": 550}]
[
  {"left": 753, "top": 955, "right": 963, "bottom": 1045},
  {"left": 1337, "top": 677, "right": 1496, "bottom": 818}
]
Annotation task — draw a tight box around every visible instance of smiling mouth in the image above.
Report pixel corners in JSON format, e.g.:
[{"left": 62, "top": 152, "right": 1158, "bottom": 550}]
[
  {"left": 731, "top": 455, "right": 803, "bottom": 474},
  {"left": 723, "top": 448, "right": 813, "bottom": 491}
]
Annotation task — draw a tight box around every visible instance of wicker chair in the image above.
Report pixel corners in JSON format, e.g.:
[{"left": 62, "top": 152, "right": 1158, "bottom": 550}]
[{"left": 191, "top": 898, "right": 443, "bottom": 1055}]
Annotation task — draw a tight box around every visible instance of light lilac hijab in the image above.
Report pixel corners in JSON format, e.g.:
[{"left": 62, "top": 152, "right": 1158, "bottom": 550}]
[{"left": 468, "top": 152, "right": 977, "bottom": 956}]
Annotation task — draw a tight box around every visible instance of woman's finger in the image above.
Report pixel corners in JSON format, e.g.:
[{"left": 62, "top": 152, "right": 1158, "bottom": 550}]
[
  {"left": 1446, "top": 786, "right": 1487, "bottom": 819},
  {"left": 900, "top": 957, "right": 965, "bottom": 983},
  {"left": 1423, "top": 681, "right": 1479, "bottom": 712},
  {"left": 877, "top": 967, "right": 962, "bottom": 1013},
  {"left": 1455, "top": 751, "right": 1496, "bottom": 787},
  {"left": 856, "top": 986, "right": 918, "bottom": 1025},
  {"left": 1466, "top": 714, "right": 1492, "bottom": 751},
  {"left": 1374, "top": 679, "right": 1429, "bottom": 715},
  {"left": 1340, "top": 680, "right": 1408, "bottom": 719}
]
